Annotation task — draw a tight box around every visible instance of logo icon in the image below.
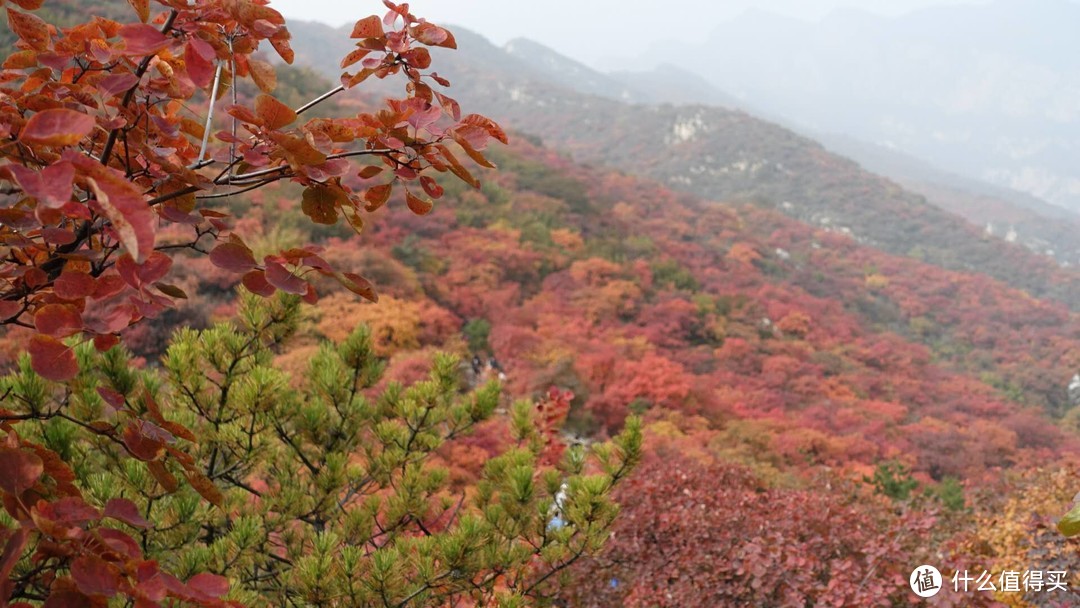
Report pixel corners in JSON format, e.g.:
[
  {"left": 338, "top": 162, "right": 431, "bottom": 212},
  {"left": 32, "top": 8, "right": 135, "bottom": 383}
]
[{"left": 910, "top": 565, "right": 943, "bottom": 598}]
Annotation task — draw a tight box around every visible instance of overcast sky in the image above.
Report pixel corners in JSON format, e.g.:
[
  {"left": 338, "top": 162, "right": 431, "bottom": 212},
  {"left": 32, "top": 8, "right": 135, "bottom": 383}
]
[{"left": 267, "top": 0, "right": 996, "bottom": 66}]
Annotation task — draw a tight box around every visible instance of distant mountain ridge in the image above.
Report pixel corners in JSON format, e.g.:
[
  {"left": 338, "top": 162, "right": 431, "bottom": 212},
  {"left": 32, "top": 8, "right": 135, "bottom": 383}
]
[
  {"left": 640, "top": 0, "right": 1080, "bottom": 213},
  {"left": 284, "top": 18, "right": 1080, "bottom": 310}
]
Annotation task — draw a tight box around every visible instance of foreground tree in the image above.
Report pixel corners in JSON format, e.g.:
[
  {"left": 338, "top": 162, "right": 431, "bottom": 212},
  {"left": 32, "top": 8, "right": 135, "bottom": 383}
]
[
  {"left": 0, "top": 291, "right": 641, "bottom": 605},
  {"left": 0, "top": 1, "right": 632, "bottom": 605},
  {"left": 0, "top": 0, "right": 505, "bottom": 380}
]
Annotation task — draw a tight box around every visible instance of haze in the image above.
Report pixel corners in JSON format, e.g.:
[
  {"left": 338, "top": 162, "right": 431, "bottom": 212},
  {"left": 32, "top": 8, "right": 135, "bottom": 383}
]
[{"left": 266, "top": 0, "right": 995, "bottom": 67}]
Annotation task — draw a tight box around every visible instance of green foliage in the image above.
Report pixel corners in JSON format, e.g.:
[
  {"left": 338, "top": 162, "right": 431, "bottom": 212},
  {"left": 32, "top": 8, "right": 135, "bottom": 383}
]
[
  {"left": 931, "top": 476, "right": 966, "bottom": 511},
  {"left": 0, "top": 292, "right": 638, "bottom": 606},
  {"left": 865, "top": 460, "right": 919, "bottom": 501},
  {"left": 463, "top": 318, "right": 492, "bottom": 353},
  {"left": 651, "top": 259, "right": 699, "bottom": 291}
]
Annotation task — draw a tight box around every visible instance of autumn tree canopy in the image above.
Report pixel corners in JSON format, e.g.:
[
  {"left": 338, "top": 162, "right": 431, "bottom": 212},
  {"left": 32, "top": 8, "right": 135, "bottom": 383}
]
[{"left": 0, "top": 0, "right": 505, "bottom": 381}]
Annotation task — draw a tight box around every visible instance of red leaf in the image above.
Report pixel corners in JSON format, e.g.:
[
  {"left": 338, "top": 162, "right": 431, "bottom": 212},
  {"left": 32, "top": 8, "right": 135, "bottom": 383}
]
[
  {"left": 103, "top": 498, "right": 150, "bottom": 529},
  {"left": 35, "top": 496, "right": 99, "bottom": 524},
  {"left": 96, "top": 528, "right": 142, "bottom": 560},
  {"left": 71, "top": 556, "right": 120, "bottom": 598},
  {"left": 405, "top": 190, "right": 433, "bottom": 215},
  {"left": 92, "top": 274, "right": 127, "bottom": 299},
  {"left": 0, "top": 301, "right": 21, "bottom": 322},
  {"left": 84, "top": 179, "right": 155, "bottom": 263},
  {"left": 19, "top": 109, "right": 95, "bottom": 147},
  {"left": 255, "top": 94, "right": 296, "bottom": 131},
  {"left": 264, "top": 261, "right": 307, "bottom": 295},
  {"left": 96, "top": 387, "right": 125, "bottom": 409},
  {"left": 66, "top": 151, "right": 155, "bottom": 262},
  {"left": 350, "top": 15, "right": 383, "bottom": 38},
  {"left": 401, "top": 47, "right": 431, "bottom": 69},
  {"left": 336, "top": 272, "right": 378, "bottom": 302},
  {"left": 34, "top": 304, "right": 82, "bottom": 338},
  {"left": 118, "top": 23, "right": 169, "bottom": 56},
  {"left": 186, "top": 572, "right": 229, "bottom": 599},
  {"left": 184, "top": 39, "right": 215, "bottom": 89},
  {"left": 209, "top": 243, "right": 256, "bottom": 272},
  {"left": 93, "top": 334, "right": 120, "bottom": 352},
  {"left": 137, "top": 251, "right": 172, "bottom": 284},
  {"left": 241, "top": 270, "right": 275, "bottom": 297},
  {"left": 99, "top": 72, "right": 139, "bottom": 97},
  {"left": 116, "top": 253, "right": 140, "bottom": 289},
  {"left": 419, "top": 175, "right": 443, "bottom": 199},
  {"left": 122, "top": 423, "right": 165, "bottom": 461},
  {"left": 8, "top": 161, "right": 74, "bottom": 208},
  {"left": 29, "top": 335, "right": 78, "bottom": 381},
  {"left": 42, "top": 588, "right": 92, "bottom": 608},
  {"left": 0, "top": 528, "right": 28, "bottom": 581},
  {"left": 42, "top": 228, "right": 76, "bottom": 245},
  {"left": 413, "top": 22, "right": 456, "bottom": 48},
  {"left": 0, "top": 448, "right": 43, "bottom": 496}
]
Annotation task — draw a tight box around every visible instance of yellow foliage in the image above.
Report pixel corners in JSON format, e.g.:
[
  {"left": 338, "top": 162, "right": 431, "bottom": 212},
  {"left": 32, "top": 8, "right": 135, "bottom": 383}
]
[
  {"left": 865, "top": 273, "right": 890, "bottom": 289},
  {"left": 550, "top": 228, "right": 584, "bottom": 252},
  {"left": 315, "top": 293, "right": 422, "bottom": 357},
  {"left": 726, "top": 242, "right": 761, "bottom": 265},
  {"left": 969, "top": 467, "right": 1080, "bottom": 607}
]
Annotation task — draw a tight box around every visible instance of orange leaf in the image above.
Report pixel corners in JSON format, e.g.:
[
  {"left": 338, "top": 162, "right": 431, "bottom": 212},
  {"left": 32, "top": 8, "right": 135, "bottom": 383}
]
[
  {"left": 340, "top": 47, "right": 371, "bottom": 69},
  {"left": 350, "top": 15, "right": 383, "bottom": 39},
  {"left": 146, "top": 460, "right": 178, "bottom": 492},
  {"left": 405, "top": 190, "right": 433, "bottom": 215},
  {"left": 255, "top": 94, "right": 295, "bottom": 131},
  {"left": 127, "top": 0, "right": 150, "bottom": 22},
  {"left": 185, "top": 471, "right": 223, "bottom": 507},
  {"left": 249, "top": 59, "right": 276, "bottom": 93},
  {"left": 301, "top": 185, "right": 341, "bottom": 225},
  {"left": 5, "top": 8, "right": 49, "bottom": 51},
  {"left": 336, "top": 272, "right": 378, "bottom": 302},
  {"left": 363, "top": 184, "right": 392, "bottom": 212}
]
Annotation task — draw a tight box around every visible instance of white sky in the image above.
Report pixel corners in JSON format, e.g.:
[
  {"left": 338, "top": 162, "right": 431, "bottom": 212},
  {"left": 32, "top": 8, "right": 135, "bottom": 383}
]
[{"left": 267, "top": 0, "right": 994, "bottom": 66}]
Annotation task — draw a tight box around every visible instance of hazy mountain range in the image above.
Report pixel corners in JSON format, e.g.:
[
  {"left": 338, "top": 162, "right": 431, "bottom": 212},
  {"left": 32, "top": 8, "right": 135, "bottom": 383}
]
[
  {"left": 618, "top": 0, "right": 1080, "bottom": 213},
  {"left": 283, "top": 12, "right": 1080, "bottom": 295}
]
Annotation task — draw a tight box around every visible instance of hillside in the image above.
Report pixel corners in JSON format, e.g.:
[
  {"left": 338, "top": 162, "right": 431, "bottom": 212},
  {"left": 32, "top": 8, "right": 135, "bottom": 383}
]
[
  {"left": 3, "top": 4, "right": 1079, "bottom": 603},
  {"left": 94, "top": 130, "right": 1080, "bottom": 604},
  {"left": 285, "top": 19, "right": 1080, "bottom": 312}
]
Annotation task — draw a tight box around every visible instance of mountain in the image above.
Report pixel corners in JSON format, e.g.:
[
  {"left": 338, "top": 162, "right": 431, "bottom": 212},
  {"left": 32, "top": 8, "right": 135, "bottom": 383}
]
[
  {"left": 285, "top": 20, "right": 1080, "bottom": 311},
  {"left": 819, "top": 133, "right": 1080, "bottom": 265},
  {"left": 637, "top": 0, "right": 1080, "bottom": 213}
]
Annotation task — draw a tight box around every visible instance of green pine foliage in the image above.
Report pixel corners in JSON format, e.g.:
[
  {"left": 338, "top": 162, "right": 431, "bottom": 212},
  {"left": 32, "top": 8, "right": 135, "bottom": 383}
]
[{"left": 0, "top": 291, "right": 641, "bottom": 607}]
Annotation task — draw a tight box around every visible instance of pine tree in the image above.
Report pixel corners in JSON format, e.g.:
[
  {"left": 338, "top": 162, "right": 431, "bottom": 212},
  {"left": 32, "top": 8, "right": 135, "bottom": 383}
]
[{"left": 0, "top": 291, "right": 641, "bottom": 606}]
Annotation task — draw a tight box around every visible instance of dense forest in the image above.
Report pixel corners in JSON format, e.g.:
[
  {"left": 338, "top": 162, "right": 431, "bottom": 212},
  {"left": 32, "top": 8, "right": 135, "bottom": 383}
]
[{"left": 0, "top": 0, "right": 1078, "bottom": 606}]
